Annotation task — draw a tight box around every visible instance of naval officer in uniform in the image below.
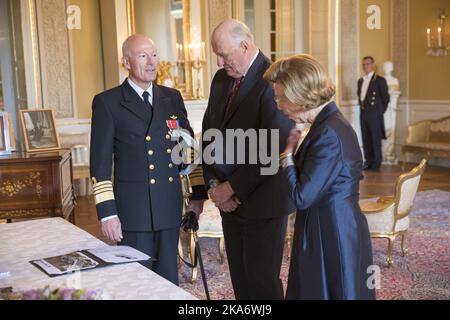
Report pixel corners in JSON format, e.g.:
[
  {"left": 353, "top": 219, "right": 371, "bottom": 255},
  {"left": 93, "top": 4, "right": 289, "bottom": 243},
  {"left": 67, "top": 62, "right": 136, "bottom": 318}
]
[{"left": 90, "top": 35, "right": 207, "bottom": 285}]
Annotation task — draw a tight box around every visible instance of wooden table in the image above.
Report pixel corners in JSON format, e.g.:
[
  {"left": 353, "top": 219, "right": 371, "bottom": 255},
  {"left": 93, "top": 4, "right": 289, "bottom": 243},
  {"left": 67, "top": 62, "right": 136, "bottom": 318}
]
[{"left": 0, "top": 218, "right": 196, "bottom": 300}]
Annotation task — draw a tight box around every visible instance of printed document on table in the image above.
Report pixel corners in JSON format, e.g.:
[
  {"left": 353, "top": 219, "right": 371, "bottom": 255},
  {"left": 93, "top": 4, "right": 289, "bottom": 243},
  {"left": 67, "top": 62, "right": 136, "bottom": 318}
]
[{"left": 87, "top": 246, "right": 151, "bottom": 264}]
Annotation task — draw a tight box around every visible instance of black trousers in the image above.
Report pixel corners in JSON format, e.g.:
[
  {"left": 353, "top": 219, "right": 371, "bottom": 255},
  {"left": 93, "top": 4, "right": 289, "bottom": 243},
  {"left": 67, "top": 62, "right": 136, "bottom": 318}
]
[
  {"left": 360, "top": 112, "right": 383, "bottom": 168},
  {"left": 221, "top": 214, "right": 287, "bottom": 300},
  {"left": 121, "top": 228, "right": 179, "bottom": 285}
]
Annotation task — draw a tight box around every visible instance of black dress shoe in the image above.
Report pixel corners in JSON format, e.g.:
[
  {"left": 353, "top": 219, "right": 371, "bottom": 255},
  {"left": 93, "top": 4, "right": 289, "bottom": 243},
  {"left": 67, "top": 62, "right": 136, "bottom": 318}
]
[{"left": 363, "top": 163, "right": 372, "bottom": 170}]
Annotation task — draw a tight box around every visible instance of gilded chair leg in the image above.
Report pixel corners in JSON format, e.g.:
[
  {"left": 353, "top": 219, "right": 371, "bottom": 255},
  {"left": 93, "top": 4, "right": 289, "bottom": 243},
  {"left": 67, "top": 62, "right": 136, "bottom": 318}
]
[
  {"left": 186, "top": 234, "right": 191, "bottom": 255},
  {"left": 189, "top": 232, "right": 197, "bottom": 283},
  {"left": 219, "top": 236, "right": 225, "bottom": 264},
  {"left": 387, "top": 236, "right": 396, "bottom": 267},
  {"left": 401, "top": 232, "right": 409, "bottom": 257},
  {"left": 191, "top": 263, "right": 198, "bottom": 283},
  {"left": 286, "top": 232, "right": 293, "bottom": 253},
  {"left": 177, "top": 237, "right": 183, "bottom": 270}
]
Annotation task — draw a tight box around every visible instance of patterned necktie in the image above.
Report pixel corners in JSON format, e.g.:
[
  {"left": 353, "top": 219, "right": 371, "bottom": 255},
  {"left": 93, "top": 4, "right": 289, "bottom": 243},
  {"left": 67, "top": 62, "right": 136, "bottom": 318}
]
[
  {"left": 225, "top": 77, "right": 244, "bottom": 115},
  {"left": 142, "top": 91, "right": 153, "bottom": 112}
]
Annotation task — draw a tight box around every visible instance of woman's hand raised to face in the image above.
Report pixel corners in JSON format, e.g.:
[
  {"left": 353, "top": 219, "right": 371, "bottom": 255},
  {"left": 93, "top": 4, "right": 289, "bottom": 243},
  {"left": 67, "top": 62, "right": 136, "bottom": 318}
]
[{"left": 285, "top": 127, "right": 303, "bottom": 154}]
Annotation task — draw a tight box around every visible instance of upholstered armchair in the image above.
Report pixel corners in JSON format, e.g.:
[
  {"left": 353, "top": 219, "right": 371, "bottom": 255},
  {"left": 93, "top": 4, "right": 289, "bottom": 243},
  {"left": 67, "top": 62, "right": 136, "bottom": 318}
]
[{"left": 359, "top": 159, "right": 427, "bottom": 267}]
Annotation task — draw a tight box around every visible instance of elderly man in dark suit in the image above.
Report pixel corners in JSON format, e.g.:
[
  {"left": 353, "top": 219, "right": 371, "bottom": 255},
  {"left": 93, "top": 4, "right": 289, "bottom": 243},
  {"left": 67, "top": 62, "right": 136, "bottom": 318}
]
[
  {"left": 202, "top": 19, "right": 294, "bottom": 300},
  {"left": 90, "top": 35, "right": 206, "bottom": 285},
  {"left": 357, "top": 56, "right": 390, "bottom": 171}
]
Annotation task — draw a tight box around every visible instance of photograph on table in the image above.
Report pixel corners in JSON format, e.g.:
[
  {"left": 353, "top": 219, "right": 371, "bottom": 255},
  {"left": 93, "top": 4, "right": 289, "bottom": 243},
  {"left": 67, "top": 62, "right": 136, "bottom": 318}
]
[
  {"left": 20, "top": 109, "right": 61, "bottom": 152},
  {"left": 0, "top": 112, "right": 12, "bottom": 156}
]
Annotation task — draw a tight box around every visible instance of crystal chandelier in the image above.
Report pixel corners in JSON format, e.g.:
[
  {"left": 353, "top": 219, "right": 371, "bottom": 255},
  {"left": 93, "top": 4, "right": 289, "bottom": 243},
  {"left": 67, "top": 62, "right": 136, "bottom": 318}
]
[{"left": 426, "top": 9, "right": 449, "bottom": 56}]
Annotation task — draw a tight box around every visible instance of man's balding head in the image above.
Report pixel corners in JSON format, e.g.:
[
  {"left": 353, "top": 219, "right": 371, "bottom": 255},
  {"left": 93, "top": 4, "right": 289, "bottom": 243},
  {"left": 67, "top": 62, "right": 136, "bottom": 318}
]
[
  {"left": 211, "top": 19, "right": 257, "bottom": 79},
  {"left": 122, "top": 34, "right": 155, "bottom": 58},
  {"left": 121, "top": 35, "right": 158, "bottom": 90},
  {"left": 212, "top": 19, "right": 254, "bottom": 48}
]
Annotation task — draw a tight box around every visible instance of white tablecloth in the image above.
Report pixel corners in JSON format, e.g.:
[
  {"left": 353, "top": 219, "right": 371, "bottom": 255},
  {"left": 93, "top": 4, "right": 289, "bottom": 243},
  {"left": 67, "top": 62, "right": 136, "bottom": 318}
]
[{"left": 0, "top": 218, "right": 196, "bottom": 300}]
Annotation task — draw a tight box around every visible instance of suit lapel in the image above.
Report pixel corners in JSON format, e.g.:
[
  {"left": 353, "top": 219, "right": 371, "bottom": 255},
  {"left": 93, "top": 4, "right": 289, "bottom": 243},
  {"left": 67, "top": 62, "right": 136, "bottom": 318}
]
[
  {"left": 149, "top": 84, "right": 170, "bottom": 133},
  {"left": 220, "top": 52, "right": 267, "bottom": 129},
  {"left": 357, "top": 78, "right": 363, "bottom": 99},
  {"left": 213, "top": 78, "right": 233, "bottom": 129},
  {"left": 120, "top": 80, "right": 152, "bottom": 124},
  {"left": 152, "top": 84, "right": 160, "bottom": 123},
  {"left": 295, "top": 135, "right": 310, "bottom": 164}
]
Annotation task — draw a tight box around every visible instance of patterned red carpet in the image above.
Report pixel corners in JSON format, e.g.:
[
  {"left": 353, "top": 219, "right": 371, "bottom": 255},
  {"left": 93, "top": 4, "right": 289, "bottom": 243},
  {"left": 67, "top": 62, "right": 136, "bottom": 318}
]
[{"left": 179, "top": 190, "right": 450, "bottom": 300}]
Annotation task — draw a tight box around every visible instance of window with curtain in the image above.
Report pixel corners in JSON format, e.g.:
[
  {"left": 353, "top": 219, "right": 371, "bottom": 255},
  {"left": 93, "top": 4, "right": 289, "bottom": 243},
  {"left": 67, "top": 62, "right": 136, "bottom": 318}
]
[
  {"left": 239, "top": 0, "right": 295, "bottom": 62},
  {"left": 244, "top": 0, "right": 255, "bottom": 35}
]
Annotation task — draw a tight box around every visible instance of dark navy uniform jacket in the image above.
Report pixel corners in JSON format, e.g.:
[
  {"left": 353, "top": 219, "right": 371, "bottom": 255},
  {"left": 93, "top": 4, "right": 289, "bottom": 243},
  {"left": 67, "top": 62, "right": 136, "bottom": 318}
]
[
  {"left": 357, "top": 73, "right": 390, "bottom": 139},
  {"left": 90, "top": 80, "right": 206, "bottom": 232}
]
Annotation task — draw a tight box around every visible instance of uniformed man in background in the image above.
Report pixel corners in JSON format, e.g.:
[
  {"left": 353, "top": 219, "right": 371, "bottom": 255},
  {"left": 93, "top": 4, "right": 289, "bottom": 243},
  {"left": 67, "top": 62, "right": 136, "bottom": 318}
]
[
  {"left": 90, "top": 35, "right": 207, "bottom": 285},
  {"left": 357, "top": 56, "right": 390, "bottom": 171}
]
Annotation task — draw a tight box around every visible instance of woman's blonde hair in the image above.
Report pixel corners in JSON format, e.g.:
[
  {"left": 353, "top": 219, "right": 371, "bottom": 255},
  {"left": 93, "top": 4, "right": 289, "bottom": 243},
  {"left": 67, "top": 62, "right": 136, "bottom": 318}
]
[{"left": 263, "top": 54, "right": 335, "bottom": 110}]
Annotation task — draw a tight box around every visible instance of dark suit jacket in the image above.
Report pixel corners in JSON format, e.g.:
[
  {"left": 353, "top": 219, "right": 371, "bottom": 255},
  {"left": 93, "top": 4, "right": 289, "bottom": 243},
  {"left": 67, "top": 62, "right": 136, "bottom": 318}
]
[
  {"left": 202, "top": 52, "right": 295, "bottom": 219},
  {"left": 285, "top": 102, "right": 375, "bottom": 300},
  {"left": 357, "top": 73, "right": 390, "bottom": 139},
  {"left": 90, "top": 80, "right": 205, "bottom": 232}
]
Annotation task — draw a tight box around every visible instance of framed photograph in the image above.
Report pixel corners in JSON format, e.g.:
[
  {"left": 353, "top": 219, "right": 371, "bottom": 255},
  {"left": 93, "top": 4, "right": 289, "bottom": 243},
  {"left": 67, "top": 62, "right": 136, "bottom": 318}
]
[
  {"left": 0, "top": 111, "right": 12, "bottom": 155},
  {"left": 20, "top": 109, "right": 61, "bottom": 152}
]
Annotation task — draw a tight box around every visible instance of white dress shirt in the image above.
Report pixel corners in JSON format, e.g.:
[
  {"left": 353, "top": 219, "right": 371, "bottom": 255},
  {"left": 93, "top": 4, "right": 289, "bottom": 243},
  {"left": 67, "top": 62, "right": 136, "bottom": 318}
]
[
  {"left": 127, "top": 78, "right": 153, "bottom": 104},
  {"left": 360, "top": 71, "right": 374, "bottom": 103}
]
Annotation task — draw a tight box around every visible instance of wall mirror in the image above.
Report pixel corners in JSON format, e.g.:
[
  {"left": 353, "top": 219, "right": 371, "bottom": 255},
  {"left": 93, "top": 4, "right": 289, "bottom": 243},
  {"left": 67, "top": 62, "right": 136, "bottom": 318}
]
[{"left": 131, "top": 0, "right": 196, "bottom": 99}]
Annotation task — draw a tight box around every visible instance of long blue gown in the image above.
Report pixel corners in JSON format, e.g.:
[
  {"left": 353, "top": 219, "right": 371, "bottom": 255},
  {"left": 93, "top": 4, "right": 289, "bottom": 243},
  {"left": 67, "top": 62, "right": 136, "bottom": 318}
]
[{"left": 285, "top": 102, "right": 376, "bottom": 300}]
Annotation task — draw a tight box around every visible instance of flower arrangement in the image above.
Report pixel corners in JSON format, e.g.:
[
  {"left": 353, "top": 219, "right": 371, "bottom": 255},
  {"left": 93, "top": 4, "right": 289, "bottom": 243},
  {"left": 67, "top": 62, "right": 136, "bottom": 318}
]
[{"left": 0, "top": 286, "right": 107, "bottom": 300}]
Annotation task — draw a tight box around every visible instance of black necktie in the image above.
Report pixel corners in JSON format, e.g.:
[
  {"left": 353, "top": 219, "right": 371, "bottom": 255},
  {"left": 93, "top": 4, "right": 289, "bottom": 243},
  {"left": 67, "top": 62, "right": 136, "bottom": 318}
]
[{"left": 142, "top": 91, "right": 153, "bottom": 112}]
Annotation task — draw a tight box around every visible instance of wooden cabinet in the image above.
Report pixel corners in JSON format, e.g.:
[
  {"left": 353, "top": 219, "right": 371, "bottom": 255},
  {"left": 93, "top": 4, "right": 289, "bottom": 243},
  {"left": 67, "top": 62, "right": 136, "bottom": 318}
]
[{"left": 0, "top": 149, "right": 76, "bottom": 223}]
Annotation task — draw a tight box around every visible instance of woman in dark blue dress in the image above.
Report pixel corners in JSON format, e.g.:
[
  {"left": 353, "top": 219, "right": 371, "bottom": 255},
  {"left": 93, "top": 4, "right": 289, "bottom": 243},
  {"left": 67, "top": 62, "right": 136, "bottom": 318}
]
[{"left": 264, "top": 55, "right": 375, "bottom": 300}]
